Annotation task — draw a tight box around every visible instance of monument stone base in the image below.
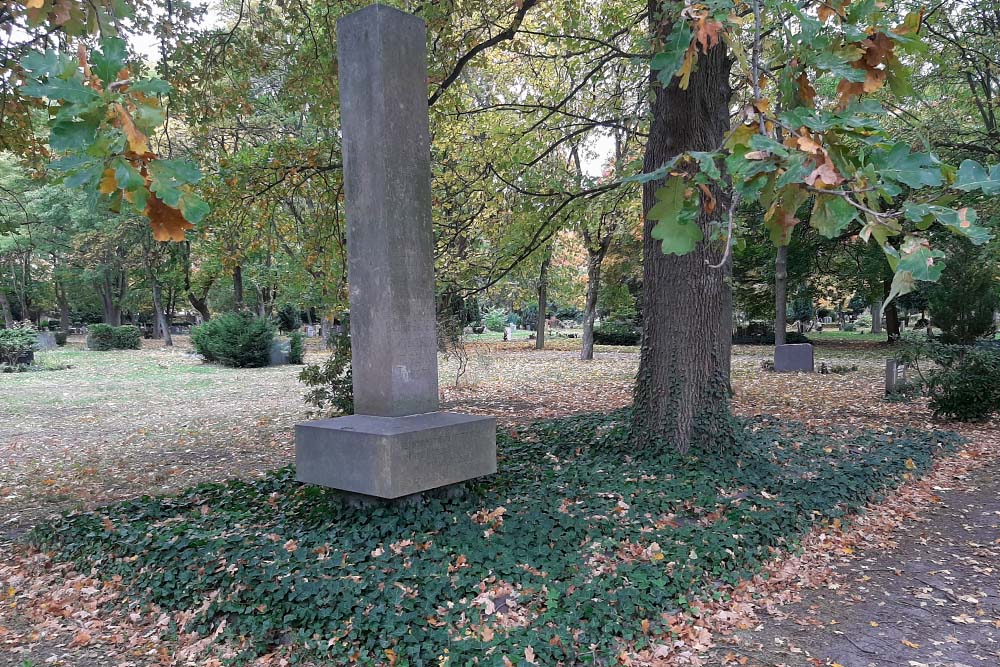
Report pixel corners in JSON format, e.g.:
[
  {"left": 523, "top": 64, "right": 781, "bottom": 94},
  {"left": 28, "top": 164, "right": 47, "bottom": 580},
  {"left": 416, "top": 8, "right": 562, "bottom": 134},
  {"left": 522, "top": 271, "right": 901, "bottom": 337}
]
[
  {"left": 295, "top": 411, "right": 496, "bottom": 499},
  {"left": 774, "top": 343, "right": 814, "bottom": 372}
]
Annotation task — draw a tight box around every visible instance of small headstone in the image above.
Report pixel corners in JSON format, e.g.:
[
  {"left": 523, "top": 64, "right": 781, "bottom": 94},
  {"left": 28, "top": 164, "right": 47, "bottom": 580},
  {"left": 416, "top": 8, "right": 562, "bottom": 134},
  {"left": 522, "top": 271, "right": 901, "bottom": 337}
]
[
  {"left": 34, "top": 332, "right": 57, "bottom": 351},
  {"left": 885, "top": 359, "right": 906, "bottom": 394},
  {"left": 269, "top": 340, "right": 290, "bottom": 366},
  {"left": 305, "top": 325, "right": 317, "bottom": 338},
  {"left": 774, "top": 343, "right": 814, "bottom": 372}
]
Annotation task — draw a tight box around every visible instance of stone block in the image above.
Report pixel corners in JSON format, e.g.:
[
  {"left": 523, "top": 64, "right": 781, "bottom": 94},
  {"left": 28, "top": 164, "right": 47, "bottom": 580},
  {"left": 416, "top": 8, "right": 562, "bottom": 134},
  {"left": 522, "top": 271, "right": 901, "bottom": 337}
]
[
  {"left": 885, "top": 359, "right": 906, "bottom": 394},
  {"left": 34, "top": 332, "right": 57, "bottom": 351},
  {"left": 295, "top": 412, "right": 497, "bottom": 498},
  {"left": 774, "top": 343, "right": 814, "bottom": 372},
  {"left": 270, "top": 340, "right": 290, "bottom": 366}
]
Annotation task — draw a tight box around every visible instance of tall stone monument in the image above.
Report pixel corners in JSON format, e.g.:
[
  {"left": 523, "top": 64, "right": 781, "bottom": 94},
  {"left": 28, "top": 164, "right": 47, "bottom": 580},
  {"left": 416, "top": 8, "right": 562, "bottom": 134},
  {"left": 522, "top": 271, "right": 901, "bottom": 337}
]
[{"left": 295, "top": 4, "right": 496, "bottom": 499}]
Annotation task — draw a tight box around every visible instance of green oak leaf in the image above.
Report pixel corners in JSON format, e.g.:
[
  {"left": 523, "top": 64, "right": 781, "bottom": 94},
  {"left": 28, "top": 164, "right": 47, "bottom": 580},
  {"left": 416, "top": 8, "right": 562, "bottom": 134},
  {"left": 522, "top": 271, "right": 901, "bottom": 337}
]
[
  {"left": 872, "top": 144, "right": 943, "bottom": 189},
  {"left": 648, "top": 177, "right": 702, "bottom": 256},
  {"left": 897, "top": 236, "right": 945, "bottom": 282},
  {"left": 92, "top": 38, "right": 128, "bottom": 85},
  {"left": 179, "top": 192, "right": 211, "bottom": 224},
  {"left": 21, "top": 77, "right": 101, "bottom": 105},
  {"left": 651, "top": 21, "right": 692, "bottom": 86},
  {"left": 50, "top": 117, "right": 101, "bottom": 151},
  {"left": 113, "top": 159, "right": 146, "bottom": 191},
  {"left": 810, "top": 195, "right": 857, "bottom": 238},
  {"left": 953, "top": 160, "right": 1000, "bottom": 195}
]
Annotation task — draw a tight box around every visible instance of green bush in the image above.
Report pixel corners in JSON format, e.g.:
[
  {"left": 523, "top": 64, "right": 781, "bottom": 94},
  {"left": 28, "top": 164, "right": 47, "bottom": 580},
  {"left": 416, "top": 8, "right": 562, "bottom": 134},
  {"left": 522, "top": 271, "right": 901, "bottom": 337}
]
[
  {"left": 191, "top": 312, "right": 275, "bottom": 368},
  {"left": 54, "top": 331, "right": 68, "bottom": 346},
  {"left": 0, "top": 322, "right": 38, "bottom": 365},
  {"left": 842, "top": 321, "right": 856, "bottom": 332},
  {"left": 288, "top": 330, "right": 304, "bottom": 365},
  {"left": 299, "top": 333, "right": 353, "bottom": 414},
  {"left": 88, "top": 324, "right": 142, "bottom": 350},
  {"left": 113, "top": 325, "right": 142, "bottom": 349},
  {"left": 593, "top": 321, "right": 641, "bottom": 345},
  {"left": 483, "top": 308, "right": 508, "bottom": 332},
  {"left": 928, "top": 242, "right": 999, "bottom": 344},
  {"left": 900, "top": 337, "right": 1000, "bottom": 421},
  {"left": 86, "top": 323, "right": 116, "bottom": 350},
  {"left": 856, "top": 312, "right": 873, "bottom": 329},
  {"left": 276, "top": 304, "right": 302, "bottom": 333}
]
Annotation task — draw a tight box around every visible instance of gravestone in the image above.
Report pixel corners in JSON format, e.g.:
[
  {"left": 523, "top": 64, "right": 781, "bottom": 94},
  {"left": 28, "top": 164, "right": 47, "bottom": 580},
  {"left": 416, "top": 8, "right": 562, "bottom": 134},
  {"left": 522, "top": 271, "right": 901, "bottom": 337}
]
[
  {"left": 885, "top": 359, "right": 906, "bottom": 394},
  {"left": 269, "top": 340, "right": 290, "bottom": 366},
  {"left": 774, "top": 343, "right": 814, "bottom": 372},
  {"left": 295, "top": 5, "right": 496, "bottom": 499},
  {"left": 34, "top": 332, "right": 57, "bottom": 351}
]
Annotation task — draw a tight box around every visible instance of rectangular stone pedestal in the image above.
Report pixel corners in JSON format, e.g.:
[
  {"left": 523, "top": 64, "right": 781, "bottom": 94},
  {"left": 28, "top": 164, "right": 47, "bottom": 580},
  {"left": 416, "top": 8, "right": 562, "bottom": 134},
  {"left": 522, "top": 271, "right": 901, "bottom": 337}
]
[
  {"left": 295, "top": 412, "right": 496, "bottom": 498},
  {"left": 774, "top": 343, "right": 814, "bottom": 372}
]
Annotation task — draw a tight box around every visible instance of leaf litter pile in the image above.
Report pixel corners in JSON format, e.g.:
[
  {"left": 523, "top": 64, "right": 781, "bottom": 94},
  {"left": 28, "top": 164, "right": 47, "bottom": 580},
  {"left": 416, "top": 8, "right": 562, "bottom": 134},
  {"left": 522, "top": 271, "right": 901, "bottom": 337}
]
[{"left": 0, "top": 339, "right": 994, "bottom": 666}]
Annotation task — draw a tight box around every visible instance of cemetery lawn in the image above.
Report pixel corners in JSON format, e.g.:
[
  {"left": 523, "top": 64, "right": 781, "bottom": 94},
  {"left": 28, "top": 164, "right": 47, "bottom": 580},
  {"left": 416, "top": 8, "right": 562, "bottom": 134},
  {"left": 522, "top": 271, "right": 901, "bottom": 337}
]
[{"left": 2, "top": 338, "right": 996, "bottom": 666}]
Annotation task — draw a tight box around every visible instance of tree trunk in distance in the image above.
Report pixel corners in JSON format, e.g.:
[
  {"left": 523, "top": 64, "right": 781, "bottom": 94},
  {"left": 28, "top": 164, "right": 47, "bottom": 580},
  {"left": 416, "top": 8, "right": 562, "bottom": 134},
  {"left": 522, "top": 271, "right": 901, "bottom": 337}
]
[
  {"left": 871, "top": 295, "right": 883, "bottom": 333},
  {"left": 632, "top": 2, "right": 733, "bottom": 452},
  {"left": 151, "top": 280, "right": 173, "bottom": 347},
  {"left": 580, "top": 251, "right": 602, "bottom": 361},
  {"left": 0, "top": 290, "right": 13, "bottom": 327},
  {"left": 883, "top": 278, "right": 901, "bottom": 342},
  {"left": 535, "top": 251, "right": 551, "bottom": 350},
  {"left": 188, "top": 292, "right": 211, "bottom": 322},
  {"left": 233, "top": 265, "right": 245, "bottom": 309},
  {"left": 774, "top": 244, "right": 788, "bottom": 347}
]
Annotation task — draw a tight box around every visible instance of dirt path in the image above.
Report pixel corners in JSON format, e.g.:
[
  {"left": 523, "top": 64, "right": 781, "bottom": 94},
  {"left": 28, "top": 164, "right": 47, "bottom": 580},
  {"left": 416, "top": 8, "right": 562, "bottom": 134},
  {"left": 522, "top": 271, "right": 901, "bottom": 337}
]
[{"left": 709, "top": 428, "right": 1000, "bottom": 667}]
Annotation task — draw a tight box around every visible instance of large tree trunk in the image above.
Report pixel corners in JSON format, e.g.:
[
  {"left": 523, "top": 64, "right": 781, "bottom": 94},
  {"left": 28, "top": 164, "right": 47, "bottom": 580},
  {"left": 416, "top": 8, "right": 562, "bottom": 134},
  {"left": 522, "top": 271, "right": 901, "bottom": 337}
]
[
  {"left": 233, "top": 265, "right": 244, "bottom": 309},
  {"left": 535, "top": 251, "right": 551, "bottom": 350},
  {"left": 870, "top": 294, "right": 883, "bottom": 333},
  {"left": 774, "top": 245, "right": 788, "bottom": 346},
  {"left": 632, "top": 6, "right": 733, "bottom": 452},
  {"left": 0, "top": 290, "right": 13, "bottom": 327},
  {"left": 580, "top": 251, "right": 603, "bottom": 361}
]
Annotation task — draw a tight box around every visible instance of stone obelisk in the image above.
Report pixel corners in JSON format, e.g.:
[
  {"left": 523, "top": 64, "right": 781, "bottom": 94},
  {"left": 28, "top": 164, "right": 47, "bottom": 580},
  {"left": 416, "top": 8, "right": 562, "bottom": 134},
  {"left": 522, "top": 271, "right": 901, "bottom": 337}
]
[{"left": 295, "top": 4, "right": 496, "bottom": 499}]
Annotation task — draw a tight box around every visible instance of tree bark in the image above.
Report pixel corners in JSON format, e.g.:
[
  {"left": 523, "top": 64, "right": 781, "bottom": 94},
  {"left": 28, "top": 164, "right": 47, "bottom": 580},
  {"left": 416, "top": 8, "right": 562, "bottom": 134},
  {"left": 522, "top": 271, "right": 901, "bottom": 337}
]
[
  {"left": 580, "top": 250, "right": 604, "bottom": 361},
  {"left": 632, "top": 5, "right": 733, "bottom": 452},
  {"left": 233, "top": 265, "right": 244, "bottom": 309},
  {"left": 151, "top": 280, "right": 173, "bottom": 346},
  {"left": 774, "top": 244, "right": 788, "bottom": 346},
  {"left": 188, "top": 292, "right": 211, "bottom": 322},
  {"left": 0, "top": 290, "right": 13, "bottom": 327},
  {"left": 534, "top": 250, "right": 551, "bottom": 350}
]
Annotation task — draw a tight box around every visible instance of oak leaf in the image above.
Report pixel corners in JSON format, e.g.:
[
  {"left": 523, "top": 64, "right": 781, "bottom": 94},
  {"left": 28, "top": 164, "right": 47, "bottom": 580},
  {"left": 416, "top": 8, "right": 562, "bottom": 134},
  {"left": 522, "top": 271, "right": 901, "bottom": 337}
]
[
  {"left": 146, "top": 194, "right": 194, "bottom": 242},
  {"left": 113, "top": 103, "right": 150, "bottom": 155}
]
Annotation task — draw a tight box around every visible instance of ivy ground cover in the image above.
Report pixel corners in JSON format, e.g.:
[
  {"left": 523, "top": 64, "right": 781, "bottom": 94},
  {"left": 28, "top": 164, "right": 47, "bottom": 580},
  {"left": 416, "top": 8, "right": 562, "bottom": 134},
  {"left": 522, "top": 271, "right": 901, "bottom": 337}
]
[{"left": 26, "top": 410, "right": 960, "bottom": 665}]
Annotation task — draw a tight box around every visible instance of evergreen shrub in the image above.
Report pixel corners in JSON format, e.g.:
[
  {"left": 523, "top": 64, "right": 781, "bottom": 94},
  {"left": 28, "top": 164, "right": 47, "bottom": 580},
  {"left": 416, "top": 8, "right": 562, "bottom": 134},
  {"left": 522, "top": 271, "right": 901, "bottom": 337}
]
[{"left": 191, "top": 312, "right": 275, "bottom": 368}]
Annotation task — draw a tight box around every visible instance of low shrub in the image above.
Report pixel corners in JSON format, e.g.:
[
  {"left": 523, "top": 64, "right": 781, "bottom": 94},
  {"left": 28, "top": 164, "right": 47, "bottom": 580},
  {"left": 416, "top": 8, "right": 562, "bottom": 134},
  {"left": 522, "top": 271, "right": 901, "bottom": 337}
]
[
  {"left": 899, "top": 337, "right": 1000, "bottom": 421},
  {"left": 288, "top": 330, "right": 304, "bottom": 365},
  {"left": 0, "top": 322, "right": 38, "bottom": 365},
  {"left": 113, "top": 325, "right": 142, "bottom": 350},
  {"left": 88, "top": 324, "right": 142, "bottom": 350},
  {"left": 299, "top": 333, "right": 353, "bottom": 414},
  {"left": 593, "top": 321, "right": 641, "bottom": 345},
  {"left": 842, "top": 322, "right": 856, "bottom": 332},
  {"left": 483, "top": 308, "right": 508, "bottom": 332},
  {"left": 191, "top": 312, "right": 275, "bottom": 368},
  {"left": 856, "top": 312, "right": 873, "bottom": 329},
  {"left": 28, "top": 410, "right": 960, "bottom": 665},
  {"left": 86, "top": 323, "right": 116, "bottom": 351},
  {"left": 54, "top": 331, "right": 68, "bottom": 346}
]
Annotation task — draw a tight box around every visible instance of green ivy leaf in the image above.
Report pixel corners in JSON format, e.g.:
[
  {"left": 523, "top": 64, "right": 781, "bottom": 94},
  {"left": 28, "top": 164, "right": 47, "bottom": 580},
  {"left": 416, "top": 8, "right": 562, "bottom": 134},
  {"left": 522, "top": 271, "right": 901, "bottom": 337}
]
[{"left": 648, "top": 177, "right": 702, "bottom": 256}]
